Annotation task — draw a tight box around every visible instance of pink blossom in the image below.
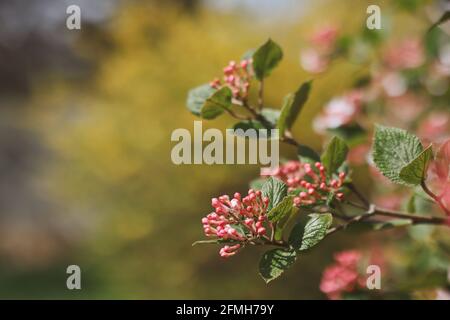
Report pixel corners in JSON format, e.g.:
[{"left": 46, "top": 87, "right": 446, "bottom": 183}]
[
  {"left": 383, "top": 39, "right": 424, "bottom": 70},
  {"left": 386, "top": 93, "right": 426, "bottom": 124},
  {"left": 428, "top": 140, "right": 450, "bottom": 212},
  {"left": 313, "top": 91, "right": 363, "bottom": 132},
  {"left": 300, "top": 25, "right": 338, "bottom": 74},
  {"left": 418, "top": 112, "right": 450, "bottom": 144},
  {"left": 348, "top": 144, "right": 370, "bottom": 165},
  {"left": 334, "top": 250, "right": 362, "bottom": 268},
  {"left": 373, "top": 194, "right": 404, "bottom": 211},
  {"left": 320, "top": 250, "right": 363, "bottom": 300},
  {"left": 300, "top": 48, "right": 329, "bottom": 73},
  {"left": 310, "top": 25, "right": 339, "bottom": 51}
]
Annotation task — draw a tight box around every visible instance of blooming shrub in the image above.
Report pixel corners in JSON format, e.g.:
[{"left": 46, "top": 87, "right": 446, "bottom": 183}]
[{"left": 187, "top": 8, "right": 450, "bottom": 298}]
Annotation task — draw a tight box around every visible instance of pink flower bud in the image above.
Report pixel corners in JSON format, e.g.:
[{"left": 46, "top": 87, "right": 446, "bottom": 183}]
[{"left": 257, "top": 227, "right": 266, "bottom": 235}]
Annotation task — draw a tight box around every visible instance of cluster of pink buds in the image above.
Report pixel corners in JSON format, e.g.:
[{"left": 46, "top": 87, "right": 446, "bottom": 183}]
[
  {"left": 209, "top": 59, "right": 253, "bottom": 100},
  {"left": 201, "top": 189, "right": 270, "bottom": 258},
  {"left": 262, "top": 160, "right": 346, "bottom": 206}
]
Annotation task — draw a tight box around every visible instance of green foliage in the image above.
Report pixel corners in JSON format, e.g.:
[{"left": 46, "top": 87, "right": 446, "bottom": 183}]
[
  {"left": 267, "top": 196, "right": 294, "bottom": 223},
  {"left": 291, "top": 213, "right": 333, "bottom": 251},
  {"left": 373, "top": 125, "right": 426, "bottom": 186},
  {"left": 321, "top": 136, "right": 349, "bottom": 177},
  {"left": 277, "top": 81, "right": 312, "bottom": 137},
  {"left": 252, "top": 39, "right": 283, "bottom": 80},
  {"left": 259, "top": 248, "right": 297, "bottom": 283},
  {"left": 399, "top": 145, "right": 433, "bottom": 186},
  {"left": 200, "top": 87, "right": 233, "bottom": 119},
  {"left": 262, "top": 177, "right": 287, "bottom": 212}
]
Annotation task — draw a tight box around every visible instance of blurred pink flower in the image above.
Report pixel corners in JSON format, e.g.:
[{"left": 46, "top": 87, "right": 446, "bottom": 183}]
[
  {"left": 348, "top": 144, "right": 370, "bottom": 165},
  {"left": 310, "top": 25, "right": 339, "bottom": 51},
  {"left": 418, "top": 112, "right": 450, "bottom": 144},
  {"left": 313, "top": 91, "right": 363, "bottom": 133},
  {"left": 383, "top": 39, "right": 424, "bottom": 70},
  {"left": 428, "top": 140, "right": 450, "bottom": 212},
  {"left": 386, "top": 93, "right": 426, "bottom": 124},
  {"left": 374, "top": 194, "right": 404, "bottom": 211},
  {"left": 320, "top": 250, "right": 362, "bottom": 300},
  {"left": 300, "top": 48, "right": 329, "bottom": 73},
  {"left": 300, "top": 25, "right": 339, "bottom": 74},
  {"left": 381, "top": 72, "right": 407, "bottom": 97}
]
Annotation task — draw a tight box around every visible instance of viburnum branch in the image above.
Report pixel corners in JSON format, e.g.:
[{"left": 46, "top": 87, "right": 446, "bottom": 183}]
[{"left": 345, "top": 196, "right": 447, "bottom": 226}]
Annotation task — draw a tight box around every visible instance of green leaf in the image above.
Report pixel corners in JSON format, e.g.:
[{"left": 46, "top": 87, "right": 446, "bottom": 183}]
[
  {"left": 372, "top": 125, "right": 424, "bottom": 185},
  {"left": 261, "top": 108, "right": 281, "bottom": 126},
  {"left": 262, "top": 177, "right": 287, "bottom": 212},
  {"left": 277, "top": 81, "right": 312, "bottom": 136},
  {"left": 201, "top": 86, "right": 233, "bottom": 119},
  {"left": 297, "top": 144, "right": 320, "bottom": 164},
  {"left": 321, "top": 136, "right": 349, "bottom": 176},
  {"left": 399, "top": 145, "right": 433, "bottom": 185},
  {"left": 297, "top": 213, "right": 332, "bottom": 251},
  {"left": 268, "top": 196, "right": 294, "bottom": 223},
  {"left": 252, "top": 39, "right": 283, "bottom": 80},
  {"left": 373, "top": 219, "right": 413, "bottom": 231},
  {"left": 259, "top": 248, "right": 297, "bottom": 283},
  {"left": 186, "top": 84, "right": 216, "bottom": 116}
]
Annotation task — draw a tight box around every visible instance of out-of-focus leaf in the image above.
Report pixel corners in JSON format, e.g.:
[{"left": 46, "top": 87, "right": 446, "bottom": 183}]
[
  {"left": 186, "top": 84, "right": 216, "bottom": 116},
  {"left": 200, "top": 86, "right": 232, "bottom": 119},
  {"left": 321, "top": 136, "right": 349, "bottom": 177},
  {"left": 277, "top": 81, "right": 312, "bottom": 137}
]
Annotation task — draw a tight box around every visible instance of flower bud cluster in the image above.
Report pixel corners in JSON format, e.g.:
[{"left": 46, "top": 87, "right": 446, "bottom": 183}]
[
  {"left": 202, "top": 189, "right": 270, "bottom": 257},
  {"left": 209, "top": 59, "right": 253, "bottom": 100},
  {"left": 262, "top": 160, "right": 346, "bottom": 206}
]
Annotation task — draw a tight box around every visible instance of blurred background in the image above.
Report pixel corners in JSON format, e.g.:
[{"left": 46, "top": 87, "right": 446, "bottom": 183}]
[{"left": 0, "top": 0, "right": 448, "bottom": 299}]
